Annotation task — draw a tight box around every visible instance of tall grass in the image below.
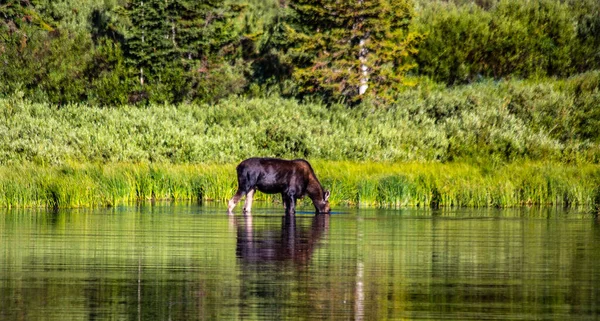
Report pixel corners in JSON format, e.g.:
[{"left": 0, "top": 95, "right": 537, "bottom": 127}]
[{"left": 0, "top": 162, "right": 598, "bottom": 210}]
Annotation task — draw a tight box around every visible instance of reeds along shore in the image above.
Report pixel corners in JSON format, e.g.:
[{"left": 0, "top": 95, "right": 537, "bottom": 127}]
[{"left": 0, "top": 162, "right": 598, "bottom": 210}]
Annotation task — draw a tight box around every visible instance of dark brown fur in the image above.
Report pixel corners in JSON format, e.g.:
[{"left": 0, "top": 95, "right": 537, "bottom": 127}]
[{"left": 227, "top": 158, "right": 330, "bottom": 214}]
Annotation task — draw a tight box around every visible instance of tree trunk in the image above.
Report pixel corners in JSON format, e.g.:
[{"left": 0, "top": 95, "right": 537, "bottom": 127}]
[
  {"left": 140, "top": 1, "right": 145, "bottom": 86},
  {"left": 359, "top": 38, "right": 369, "bottom": 95},
  {"left": 357, "top": 0, "right": 369, "bottom": 95}
]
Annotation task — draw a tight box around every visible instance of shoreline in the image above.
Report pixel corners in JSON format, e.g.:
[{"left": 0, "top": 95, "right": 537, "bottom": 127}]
[{"left": 1, "top": 161, "right": 598, "bottom": 210}]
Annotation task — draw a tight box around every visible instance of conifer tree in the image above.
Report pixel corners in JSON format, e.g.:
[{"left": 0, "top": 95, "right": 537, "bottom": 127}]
[
  {"left": 125, "top": 0, "right": 245, "bottom": 102},
  {"left": 286, "top": 0, "right": 422, "bottom": 103},
  {"left": 126, "top": 0, "right": 172, "bottom": 86},
  {"left": 167, "top": 0, "right": 243, "bottom": 61}
]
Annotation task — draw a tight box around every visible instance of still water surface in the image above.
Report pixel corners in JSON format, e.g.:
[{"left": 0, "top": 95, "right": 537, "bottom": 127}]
[{"left": 1, "top": 204, "right": 599, "bottom": 320}]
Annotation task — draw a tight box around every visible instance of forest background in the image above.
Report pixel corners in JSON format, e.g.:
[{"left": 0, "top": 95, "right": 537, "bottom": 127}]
[{"left": 1, "top": 0, "right": 600, "bottom": 208}]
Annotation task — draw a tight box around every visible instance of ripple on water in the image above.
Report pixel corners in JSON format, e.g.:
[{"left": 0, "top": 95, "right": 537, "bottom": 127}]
[{"left": 1, "top": 205, "right": 598, "bottom": 320}]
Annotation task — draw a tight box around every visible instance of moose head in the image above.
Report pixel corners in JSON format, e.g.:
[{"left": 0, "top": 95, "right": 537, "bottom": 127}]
[{"left": 314, "top": 190, "right": 331, "bottom": 214}]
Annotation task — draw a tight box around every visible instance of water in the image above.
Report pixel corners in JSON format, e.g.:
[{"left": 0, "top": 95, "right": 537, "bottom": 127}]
[{"left": 1, "top": 204, "right": 599, "bottom": 320}]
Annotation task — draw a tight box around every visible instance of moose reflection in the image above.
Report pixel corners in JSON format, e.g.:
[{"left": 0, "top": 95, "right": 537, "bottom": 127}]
[{"left": 234, "top": 214, "right": 329, "bottom": 266}]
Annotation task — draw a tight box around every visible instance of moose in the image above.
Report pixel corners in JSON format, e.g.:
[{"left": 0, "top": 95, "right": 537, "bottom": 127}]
[{"left": 227, "top": 158, "right": 331, "bottom": 214}]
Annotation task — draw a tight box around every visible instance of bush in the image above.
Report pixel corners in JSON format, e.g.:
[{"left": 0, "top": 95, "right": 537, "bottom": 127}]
[
  {"left": 411, "top": 2, "right": 491, "bottom": 84},
  {"left": 1, "top": 75, "right": 598, "bottom": 165},
  {"left": 412, "top": 0, "right": 585, "bottom": 84},
  {"left": 0, "top": 20, "right": 97, "bottom": 104},
  {"left": 86, "top": 39, "right": 132, "bottom": 106}
]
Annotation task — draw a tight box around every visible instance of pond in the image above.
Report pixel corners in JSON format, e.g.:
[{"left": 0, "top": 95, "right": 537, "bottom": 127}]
[{"left": 1, "top": 204, "right": 599, "bottom": 320}]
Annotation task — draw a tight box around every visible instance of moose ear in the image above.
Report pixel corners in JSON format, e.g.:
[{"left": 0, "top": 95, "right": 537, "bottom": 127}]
[{"left": 324, "top": 190, "right": 330, "bottom": 201}]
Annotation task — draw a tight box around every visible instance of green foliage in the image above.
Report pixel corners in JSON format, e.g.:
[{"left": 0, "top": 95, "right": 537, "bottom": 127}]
[
  {"left": 0, "top": 0, "right": 251, "bottom": 105},
  {"left": 567, "top": 0, "right": 600, "bottom": 72},
  {"left": 125, "top": 0, "right": 174, "bottom": 78},
  {"left": 237, "top": 0, "right": 279, "bottom": 36},
  {"left": 0, "top": 0, "right": 55, "bottom": 31},
  {"left": 491, "top": 0, "right": 574, "bottom": 77},
  {"left": 249, "top": 9, "right": 297, "bottom": 94},
  {"left": 185, "top": 58, "right": 250, "bottom": 104},
  {"left": 2, "top": 0, "right": 599, "bottom": 105},
  {"left": 318, "top": 161, "right": 600, "bottom": 209},
  {"left": 0, "top": 0, "right": 133, "bottom": 105},
  {"left": 34, "top": 31, "right": 96, "bottom": 105},
  {"left": 0, "top": 27, "right": 95, "bottom": 105},
  {"left": 87, "top": 39, "right": 134, "bottom": 106},
  {"left": 123, "top": 0, "right": 248, "bottom": 104},
  {"left": 411, "top": 2, "right": 490, "bottom": 84},
  {"left": 32, "top": 0, "right": 109, "bottom": 32},
  {"left": 266, "top": 0, "right": 422, "bottom": 103},
  {"left": 1, "top": 75, "right": 599, "bottom": 165},
  {"left": 412, "top": 0, "right": 596, "bottom": 84}
]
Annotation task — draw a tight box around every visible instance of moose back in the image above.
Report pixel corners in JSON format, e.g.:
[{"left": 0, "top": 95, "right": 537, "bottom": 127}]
[{"left": 227, "top": 158, "right": 330, "bottom": 214}]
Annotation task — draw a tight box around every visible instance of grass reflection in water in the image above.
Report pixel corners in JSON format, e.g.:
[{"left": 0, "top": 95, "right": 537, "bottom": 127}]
[{"left": 0, "top": 205, "right": 598, "bottom": 320}]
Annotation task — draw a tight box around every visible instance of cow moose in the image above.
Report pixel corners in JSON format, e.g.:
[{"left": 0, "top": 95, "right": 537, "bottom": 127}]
[{"left": 227, "top": 158, "right": 331, "bottom": 214}]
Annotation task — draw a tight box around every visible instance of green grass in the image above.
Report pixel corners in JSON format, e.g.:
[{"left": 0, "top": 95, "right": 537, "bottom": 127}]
[
  {"left": 314, "top": 161, "right": 600, "bottom": 209},
  {"left": 2, "top": 75, "right": 599, "bottom": 210},
  {"left": 0, "top": 161, "right": 598, "bottom": 210}
]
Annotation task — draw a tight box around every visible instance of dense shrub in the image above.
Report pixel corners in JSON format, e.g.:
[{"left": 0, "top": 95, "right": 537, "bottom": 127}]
[
  {"left": 0, "top": 28, "right": 95, "bottom": 105},
  {"left": 569, "top": 0, "right": 600, "bottom": 72},
  {"left": 412, "top": 0, "right": 598, "bottom": 84},
  {"left": 86, "top": 39, "right": 133, "bottom": 106},
  {"left": 0, "top": 0, "right": 250, "bottom": 106},
  {"left": 1, "top": 76, "right": 598, "bottom": 165},
  {"left": 411, "top": 2, "right": 491, "bottom": 84}
]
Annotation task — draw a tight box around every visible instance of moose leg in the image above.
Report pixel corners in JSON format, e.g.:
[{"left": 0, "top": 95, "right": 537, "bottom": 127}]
[
  {"left": 282, "top": 193, "right": 287, "bottom": 211},
  {"left": 285, "top": 191, "right": 296, "bottom": 215},
  {"left": 228, "top": 189, "right": 245, "bottom": 214},
  {"left": 229, "top": 167, "right": 256, "bottom": 214},
  {"left": 287, "top": 196, "right": 296, "bottom": 215},
  {"left": 243, "top": 188, "right": 256, "bottom": 213}
]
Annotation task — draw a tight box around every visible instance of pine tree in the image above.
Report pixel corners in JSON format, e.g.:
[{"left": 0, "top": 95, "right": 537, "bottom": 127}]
[
  {"left": 125, "top": 0, "right": 245, "bottom": 102},
  {"left": 286, "top": 0, "right": 422, "bottom": 103},
  {"left": 126, "top": 0, "right": 172, "bottom": 86},
  {"left": 168, "top": 0, "right": 243, "bottom": 61}
]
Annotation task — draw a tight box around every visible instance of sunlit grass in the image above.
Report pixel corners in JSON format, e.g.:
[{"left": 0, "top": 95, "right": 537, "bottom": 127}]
[{"left": 0, "top": 161, "right": 598, "bottom": 210}]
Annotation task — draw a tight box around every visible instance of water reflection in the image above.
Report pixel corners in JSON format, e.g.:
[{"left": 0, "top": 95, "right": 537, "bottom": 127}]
[
  {"left": 234, "top": 214, "right": 329, "bottom": 266},
  {"left": 1, "top": 206, "right": 599, "bottom": 320},
  {"left": 232, "top": 213, "right": 342, "bottom": 320}
]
